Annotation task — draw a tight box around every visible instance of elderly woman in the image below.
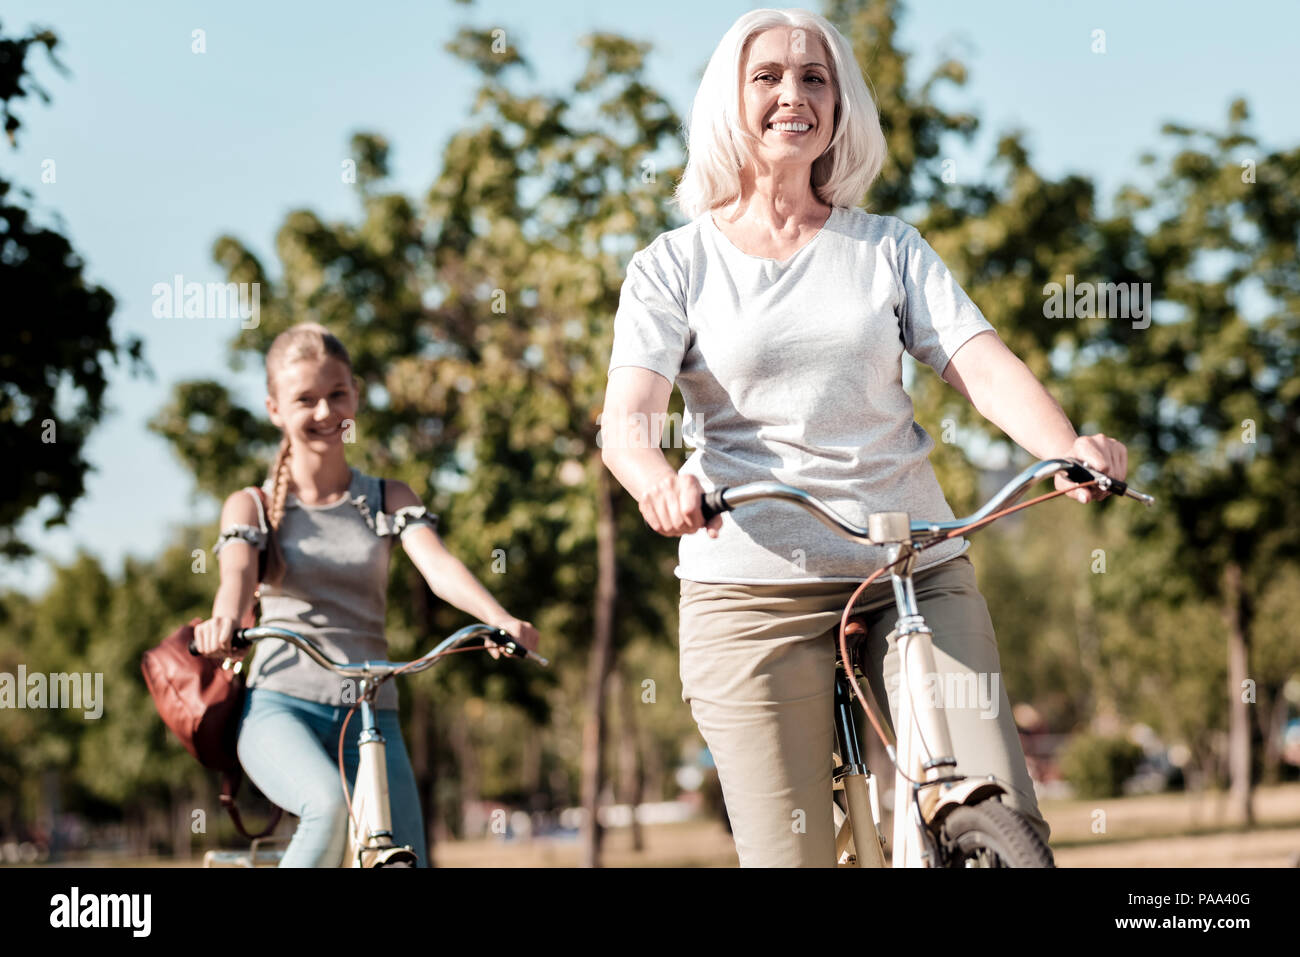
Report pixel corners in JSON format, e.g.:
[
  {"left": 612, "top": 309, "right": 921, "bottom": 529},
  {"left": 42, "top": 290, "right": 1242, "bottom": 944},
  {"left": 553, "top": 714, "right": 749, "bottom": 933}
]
[{"left": 601, "top": 8, "right": 1126, "bottom": 867}]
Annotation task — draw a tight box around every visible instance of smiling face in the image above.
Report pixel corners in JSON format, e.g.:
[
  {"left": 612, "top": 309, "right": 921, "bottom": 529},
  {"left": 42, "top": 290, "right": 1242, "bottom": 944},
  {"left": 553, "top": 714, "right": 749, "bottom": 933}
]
[
  {"left": 739, "top": 25, "right": 838, "bottom": 174},
  {"left": 266, "top": 355, "right": 358, "bottom": 452}
]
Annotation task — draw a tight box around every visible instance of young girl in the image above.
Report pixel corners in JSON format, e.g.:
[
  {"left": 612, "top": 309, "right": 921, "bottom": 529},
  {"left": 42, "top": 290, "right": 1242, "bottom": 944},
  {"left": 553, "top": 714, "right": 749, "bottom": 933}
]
[{"left": 193, "top": 322, "right": 539, "bottom": 867}]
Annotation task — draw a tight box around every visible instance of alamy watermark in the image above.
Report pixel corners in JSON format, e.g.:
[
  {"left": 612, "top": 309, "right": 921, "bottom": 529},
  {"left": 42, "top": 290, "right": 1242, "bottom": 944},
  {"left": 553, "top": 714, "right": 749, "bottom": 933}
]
[
  {"left": 895, "top": 671, "right": 1002, "bottom": 719},
  {"left": 152, "top": 274, "right": 260, "bottom": 328},
  {"left": 49, "top": 886, "right": 150, "bottom": 937},
  {"left": 1043, "top": 275, "right": 1152, "bottom": 329},
  {"left": 0, "top": 667, "right": 103, "bottom": 719},
  {"left": 595, "top": 410, "right": 702, "bottom": 450}
]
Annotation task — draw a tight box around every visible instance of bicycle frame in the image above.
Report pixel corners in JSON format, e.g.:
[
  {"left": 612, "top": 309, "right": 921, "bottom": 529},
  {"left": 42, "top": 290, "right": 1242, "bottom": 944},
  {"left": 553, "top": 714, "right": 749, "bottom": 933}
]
[
  {"left": 704, "top": 457, "right": 1153, "bottom": 867},
  {"left": 346, "top": 675, "right": 412, "bottom": 867},
  {"left": 833, "top": 538, "right": 1007, "bottom": 868}
]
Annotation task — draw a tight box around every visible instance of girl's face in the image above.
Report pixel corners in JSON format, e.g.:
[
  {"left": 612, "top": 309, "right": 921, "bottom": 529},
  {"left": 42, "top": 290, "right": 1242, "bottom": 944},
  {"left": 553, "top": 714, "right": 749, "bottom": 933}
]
[
  {"left": 739, "top": 26, "right": 837, "bottom": 175},
  {"left": 266, "top": 356, "right": 359, "bottom": 452}
]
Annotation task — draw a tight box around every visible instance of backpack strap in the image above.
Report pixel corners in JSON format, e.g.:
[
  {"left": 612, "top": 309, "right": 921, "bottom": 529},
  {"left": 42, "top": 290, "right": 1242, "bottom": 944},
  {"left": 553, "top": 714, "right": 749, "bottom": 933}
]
[
  {"left": 245, "top": 485, "right": 269, "bottom": 535},
  {"left": 220, "top": 767, "right": 283, "bottom": 840},
  {"left": 252, "top": 487, "right": 269, "bottom": 580},
  {"left": 240, "top": 486, "right": 270, "bottom": 622}
]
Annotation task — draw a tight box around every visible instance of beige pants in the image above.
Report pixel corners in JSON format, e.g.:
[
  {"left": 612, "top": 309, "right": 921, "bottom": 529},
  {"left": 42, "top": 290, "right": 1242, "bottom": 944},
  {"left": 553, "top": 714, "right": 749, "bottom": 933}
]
[{"left": 679, "top": 554, "right": 1051, "bottom": 867}]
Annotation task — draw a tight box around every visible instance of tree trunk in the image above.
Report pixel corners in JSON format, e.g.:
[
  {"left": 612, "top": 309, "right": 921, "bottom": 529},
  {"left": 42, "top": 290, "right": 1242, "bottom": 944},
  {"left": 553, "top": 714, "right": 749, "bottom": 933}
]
[
  {"left": 521, "top": 725, "right": 542, "bottom": 842},
  {"left": 1256, "top": 689, "right": 1287, "bottom": 786},
  {"left": 1222, "top": 561, "right": 1254, "bottom": 825},
  {"left": 39, "top": 769, "right": 60, "bottom": 861},
  {"left": 1072, "top": 566, "right": 1101, "bottom": 720},
  {"left": 615, "top": 670, "right": 645, "bottom": 852},
  {"left": 580, "top": 467, "right": 618, "bottom": 867},
  {"left": 447, "top": 715, "right": 479, "bottom": 839},
  {"left": 171, "top": 783, "right": 192, "bottom": 862}
]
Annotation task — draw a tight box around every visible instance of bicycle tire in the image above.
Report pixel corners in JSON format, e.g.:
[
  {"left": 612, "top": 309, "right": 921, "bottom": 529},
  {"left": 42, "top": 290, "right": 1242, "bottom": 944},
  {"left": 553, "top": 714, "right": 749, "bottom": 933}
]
[{"left": 937, "top": 799, "right": 1054, "bottom": 868}]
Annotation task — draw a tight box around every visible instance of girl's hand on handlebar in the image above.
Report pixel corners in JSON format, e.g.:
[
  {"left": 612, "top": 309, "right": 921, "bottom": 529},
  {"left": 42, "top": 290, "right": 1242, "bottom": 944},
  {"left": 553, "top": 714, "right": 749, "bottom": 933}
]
[
  {"left": 486, "top": 617, "right": 540, "bottom": 660},
  {"left": 192, "top": 615, "right": 248, "bottom": 660},
  {"left": 1056, "top": 433, "right": 1128, "bottom": 503},
  {"left": 638, "top": 474, "right": 722, "bottom": 539}
]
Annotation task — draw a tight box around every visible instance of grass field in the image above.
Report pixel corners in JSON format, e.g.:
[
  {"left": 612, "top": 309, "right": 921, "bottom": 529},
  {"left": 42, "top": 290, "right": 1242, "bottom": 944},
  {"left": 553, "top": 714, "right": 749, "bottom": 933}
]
[
  {"left": 29, "top": 782, "right": 1300, "bottom": 867},
  {"left": 428, "top": 782, "right": 1300, "bottom": 868}
]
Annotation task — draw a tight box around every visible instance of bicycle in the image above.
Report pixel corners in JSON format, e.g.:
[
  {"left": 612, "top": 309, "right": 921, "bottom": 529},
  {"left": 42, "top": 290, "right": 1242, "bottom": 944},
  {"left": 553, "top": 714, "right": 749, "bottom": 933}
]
[
  {"left": 193, "top": 623, "right": 549, "bottom": 867},
  {"left": 699, "top": 456, "right": 1154, "bottom": 867}
]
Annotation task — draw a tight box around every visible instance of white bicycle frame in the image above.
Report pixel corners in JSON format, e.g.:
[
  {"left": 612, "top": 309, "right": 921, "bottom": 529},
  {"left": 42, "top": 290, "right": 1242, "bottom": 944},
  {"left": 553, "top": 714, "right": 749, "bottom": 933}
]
[
  {"left": 832, "top": 536, "right": 1005, "bottom": 868},
  {"left": 343, "top": 681, "right": 417, "bottom": 867}
]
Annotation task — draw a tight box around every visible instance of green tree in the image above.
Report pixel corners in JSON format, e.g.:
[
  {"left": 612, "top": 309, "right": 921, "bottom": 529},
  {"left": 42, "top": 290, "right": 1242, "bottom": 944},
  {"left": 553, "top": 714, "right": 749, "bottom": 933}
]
[
  {"left": 1069, "top": 100, "right": 1300, "bottom": 822},
  {"left": 0, "top": 22, "right": 145, "bottom": 560},
  {"left": 152, "top": 21, "right": 689, "bottom": 863}
]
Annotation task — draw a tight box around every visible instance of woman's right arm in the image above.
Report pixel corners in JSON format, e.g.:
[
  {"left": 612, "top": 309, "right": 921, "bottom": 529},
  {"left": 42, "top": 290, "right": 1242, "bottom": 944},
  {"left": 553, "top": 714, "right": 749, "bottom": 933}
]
[
  {"left": 600, "top": 367, "right": 720, "bottom": 539},
  {"left": 193, "top": 492, "right": 262, "bottom": 658}
]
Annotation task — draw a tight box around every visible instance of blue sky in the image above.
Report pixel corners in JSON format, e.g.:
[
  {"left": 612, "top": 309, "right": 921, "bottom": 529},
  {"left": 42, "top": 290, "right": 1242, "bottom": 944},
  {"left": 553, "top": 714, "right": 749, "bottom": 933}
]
[{"left": 1, "top": 0, "right": 1296, "bottom": 595}]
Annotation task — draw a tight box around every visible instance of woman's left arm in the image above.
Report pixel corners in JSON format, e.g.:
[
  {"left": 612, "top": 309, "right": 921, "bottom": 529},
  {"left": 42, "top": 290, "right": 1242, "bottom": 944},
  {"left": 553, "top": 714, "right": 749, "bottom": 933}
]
[
  {"left": 941, "top": 330, "right": 1127, "bottom": 503},
  {"left": 386, "top": 481, "right": 539, "bottom": 653}
]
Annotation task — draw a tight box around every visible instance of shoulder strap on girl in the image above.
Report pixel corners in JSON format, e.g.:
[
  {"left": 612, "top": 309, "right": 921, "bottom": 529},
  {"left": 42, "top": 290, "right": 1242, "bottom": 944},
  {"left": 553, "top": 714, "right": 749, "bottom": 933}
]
[
  {"left": 244, "top": 487, "right": 270, "bottom": 607},
  {"left": 245, "top": 486, "right": 269, "bottom": 535}
]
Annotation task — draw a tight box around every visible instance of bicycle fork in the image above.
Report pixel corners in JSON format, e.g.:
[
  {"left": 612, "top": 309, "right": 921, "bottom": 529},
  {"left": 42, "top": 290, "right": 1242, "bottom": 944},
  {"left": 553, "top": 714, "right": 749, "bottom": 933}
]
[{"left": 346, "top": 680, "right": 418, "bottom": 867}]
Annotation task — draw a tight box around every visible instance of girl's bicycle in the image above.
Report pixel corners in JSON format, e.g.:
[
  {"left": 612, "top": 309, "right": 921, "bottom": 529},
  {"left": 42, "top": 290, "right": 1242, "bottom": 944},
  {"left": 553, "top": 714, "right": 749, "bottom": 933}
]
[
  {"left": 195, "top": 623, "right": 548, "bottom": 867},
  {"left": 700, "top": 456, "right": 1154, "bottom": 867}
]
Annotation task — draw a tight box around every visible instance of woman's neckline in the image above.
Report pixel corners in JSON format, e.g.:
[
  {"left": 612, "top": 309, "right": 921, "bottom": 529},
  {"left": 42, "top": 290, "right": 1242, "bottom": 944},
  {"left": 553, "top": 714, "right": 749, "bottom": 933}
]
[
  {"left": 705, "top": 205, "right": 838, "bottom": 266},
  {"left": 286, "top": 467, "right": 358, "bottom": 509}
]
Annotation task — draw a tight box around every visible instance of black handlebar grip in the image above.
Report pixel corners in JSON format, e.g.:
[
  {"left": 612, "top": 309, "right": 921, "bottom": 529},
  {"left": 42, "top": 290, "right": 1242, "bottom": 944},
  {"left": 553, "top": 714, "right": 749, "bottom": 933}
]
[
  {"left": 487, "top": 628, "right": 528, "bottom": 659},
  {"left": 1063, "top": 462, "right": 1128, "bottom": 498},
  {"left": 188, "top": 628, "right": 254, "bottom": 657},
  {"left": 700, "top": 487, "right": 731, "bottom": 521}
]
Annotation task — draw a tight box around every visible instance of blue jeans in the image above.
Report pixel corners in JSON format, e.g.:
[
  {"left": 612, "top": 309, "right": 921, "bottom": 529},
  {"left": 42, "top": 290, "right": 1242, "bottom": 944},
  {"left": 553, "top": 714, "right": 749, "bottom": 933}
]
[{"left": 237, "top": 688, "right": 427, "bottom": 867}]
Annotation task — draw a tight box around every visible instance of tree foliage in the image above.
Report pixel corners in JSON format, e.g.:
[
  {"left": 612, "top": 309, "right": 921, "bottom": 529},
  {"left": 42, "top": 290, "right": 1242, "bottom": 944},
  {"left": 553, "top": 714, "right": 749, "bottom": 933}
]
[{"left": 0, "top": 20, "right": 145, "bottom": 560}]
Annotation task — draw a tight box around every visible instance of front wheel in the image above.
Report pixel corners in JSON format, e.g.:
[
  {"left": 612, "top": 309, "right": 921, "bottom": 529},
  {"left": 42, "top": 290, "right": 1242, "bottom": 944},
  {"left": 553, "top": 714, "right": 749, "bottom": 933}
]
[{"left": 936, "top": 799, "right": 1054, "bottom": 868}]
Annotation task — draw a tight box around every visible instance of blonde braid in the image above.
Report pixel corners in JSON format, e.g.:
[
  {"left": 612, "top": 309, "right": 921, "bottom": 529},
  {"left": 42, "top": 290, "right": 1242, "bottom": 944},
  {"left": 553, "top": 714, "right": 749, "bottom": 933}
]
[
  {"left": 269, "top": 434, "right": 292, "bottom": 529},
  {"left": 263, "top": 435, "right": 292, "bottom": 586}
]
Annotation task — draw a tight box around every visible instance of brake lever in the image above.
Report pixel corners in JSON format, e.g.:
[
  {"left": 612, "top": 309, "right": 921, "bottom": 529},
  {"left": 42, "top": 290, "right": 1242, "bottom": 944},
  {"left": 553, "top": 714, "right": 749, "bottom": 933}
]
[
  {"left": 485, "top": 631, "right": 550, "bottom": 667},
  {"left": 1061, "top": 458, "right": 1155, "bottom": 506}
]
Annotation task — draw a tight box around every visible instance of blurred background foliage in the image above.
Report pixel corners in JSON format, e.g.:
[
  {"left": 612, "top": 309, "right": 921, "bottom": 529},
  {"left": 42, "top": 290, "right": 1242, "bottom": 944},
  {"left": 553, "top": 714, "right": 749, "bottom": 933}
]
[{"left": 1, "top": 0, "right": 1296, "bottom": 863}]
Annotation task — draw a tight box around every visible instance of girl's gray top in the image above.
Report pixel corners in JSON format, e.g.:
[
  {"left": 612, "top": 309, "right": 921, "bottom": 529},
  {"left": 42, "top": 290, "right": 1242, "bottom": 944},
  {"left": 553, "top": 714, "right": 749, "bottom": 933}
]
[
  {"left": 608, "top": 205, "right": 995, "bottom": 584},
  {"left": 212, "top": 467, "right": 438, "bottom": 709}
]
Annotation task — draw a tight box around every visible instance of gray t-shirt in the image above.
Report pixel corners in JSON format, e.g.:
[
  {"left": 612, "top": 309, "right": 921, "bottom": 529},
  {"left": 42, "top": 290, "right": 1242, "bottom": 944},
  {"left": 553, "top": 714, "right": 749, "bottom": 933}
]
[
  {"left": 212, "top": 467, "right": 438, "bottom": 709},
  {"left": 607, "top": 205, "right": 995, "bottom": 584}
]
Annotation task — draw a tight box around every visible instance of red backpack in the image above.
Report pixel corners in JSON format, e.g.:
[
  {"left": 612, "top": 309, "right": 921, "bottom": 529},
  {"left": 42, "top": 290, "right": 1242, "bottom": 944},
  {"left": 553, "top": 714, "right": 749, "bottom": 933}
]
[{"left": 141, "top": 486, "right": 282, "bottom": 839}]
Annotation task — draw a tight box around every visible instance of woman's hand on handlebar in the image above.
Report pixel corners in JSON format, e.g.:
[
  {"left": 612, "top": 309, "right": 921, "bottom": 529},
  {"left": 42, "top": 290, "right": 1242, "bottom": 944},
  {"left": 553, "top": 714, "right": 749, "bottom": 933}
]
[
  {"left": 192, "top": 615, "right": 248, "bottom": 660},
  {"left": 638, "top": 473, "right": 722, "bottom": 539},
  {"left": 1056, "top": 433, "right": 1128, "bottom": 503},
  {"left": 486, "top": 617, "right": 540, "bottom": 660}
]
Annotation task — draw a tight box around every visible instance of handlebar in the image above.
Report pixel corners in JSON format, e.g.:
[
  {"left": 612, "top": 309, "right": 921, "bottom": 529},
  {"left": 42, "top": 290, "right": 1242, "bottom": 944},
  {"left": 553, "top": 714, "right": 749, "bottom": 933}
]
[
  {"left": 188, "top": 622, "right": 549, "bottom": 673},
  {"left": 699, "top": 457, "right": 1153, "bottom": 546}
]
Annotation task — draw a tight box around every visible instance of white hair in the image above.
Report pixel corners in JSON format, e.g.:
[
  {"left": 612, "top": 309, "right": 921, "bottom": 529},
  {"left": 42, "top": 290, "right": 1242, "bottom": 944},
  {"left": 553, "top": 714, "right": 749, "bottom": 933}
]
[{"left": 673, "top": 8, "right": 888, "bottom": 219}]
